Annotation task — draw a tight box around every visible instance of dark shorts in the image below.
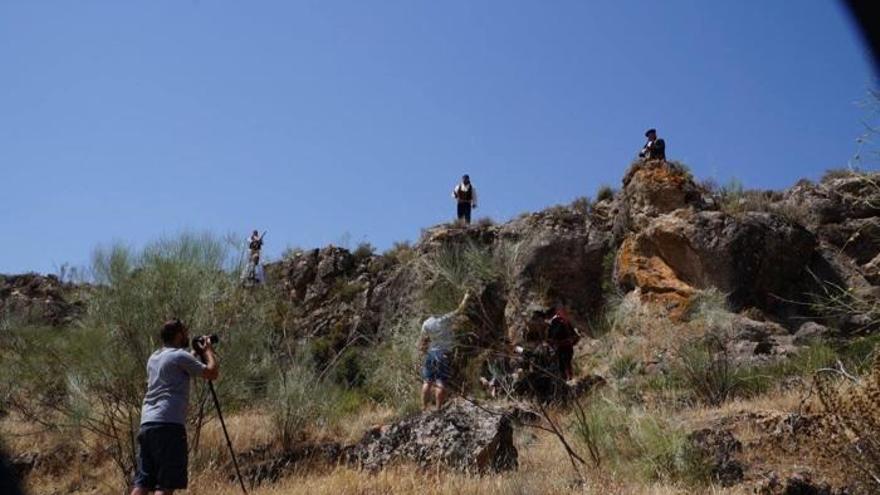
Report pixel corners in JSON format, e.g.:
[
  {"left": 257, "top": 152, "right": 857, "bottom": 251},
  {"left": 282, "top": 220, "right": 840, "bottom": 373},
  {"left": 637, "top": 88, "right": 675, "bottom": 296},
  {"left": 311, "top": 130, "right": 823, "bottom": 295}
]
[
  {"left": 457, "top": 202, "right": 472, "bottom": 223},
  {"left": 422, "top": 349, "right": 451, "bottom": 384},
  {"left": 133, "top": 422, "right": 188, "bottom": 491}
]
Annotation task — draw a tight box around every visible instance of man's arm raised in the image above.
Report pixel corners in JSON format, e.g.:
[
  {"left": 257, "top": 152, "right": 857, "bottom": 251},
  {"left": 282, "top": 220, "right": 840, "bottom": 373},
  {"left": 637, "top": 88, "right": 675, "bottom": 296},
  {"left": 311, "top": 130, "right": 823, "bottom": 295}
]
[{"left": 199, "top": 338, "right": 220, "bottom": 381}]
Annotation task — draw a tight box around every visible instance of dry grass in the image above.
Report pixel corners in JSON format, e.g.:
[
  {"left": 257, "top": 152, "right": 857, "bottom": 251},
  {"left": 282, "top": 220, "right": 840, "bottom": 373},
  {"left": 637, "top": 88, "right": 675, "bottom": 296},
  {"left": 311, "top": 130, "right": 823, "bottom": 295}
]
[
  {"left": 183, "top": 429, "right": 738, "bottom": 495},
  {"left": 5, "top": 406, "right": 752, "bottom": 495}
]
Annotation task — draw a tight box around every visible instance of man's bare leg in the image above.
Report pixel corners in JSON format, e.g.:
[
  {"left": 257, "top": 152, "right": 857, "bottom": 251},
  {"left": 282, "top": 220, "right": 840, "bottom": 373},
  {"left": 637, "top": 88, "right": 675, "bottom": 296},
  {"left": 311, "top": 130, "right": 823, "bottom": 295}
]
[
  {"left": 130, "top": 488, "right": 148, "bottom": 495},
  {"left": 434, "top": 382, "right": 447, "bottom": 409},
  {"left": 421, "top": 382, "right": 433, "bottom": 411}
]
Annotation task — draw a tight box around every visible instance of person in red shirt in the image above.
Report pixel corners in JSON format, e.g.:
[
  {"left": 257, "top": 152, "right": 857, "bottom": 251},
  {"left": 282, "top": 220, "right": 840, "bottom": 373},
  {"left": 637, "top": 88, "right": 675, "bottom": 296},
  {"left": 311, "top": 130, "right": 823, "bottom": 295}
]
[{"left": 546, "top": 306, "right": 579, "bottom": 381}]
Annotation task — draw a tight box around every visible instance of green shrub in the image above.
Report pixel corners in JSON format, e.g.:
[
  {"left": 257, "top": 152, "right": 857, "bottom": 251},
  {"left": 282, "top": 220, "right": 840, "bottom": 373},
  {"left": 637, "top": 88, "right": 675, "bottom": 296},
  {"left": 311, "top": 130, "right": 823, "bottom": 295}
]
[
  {"left": 363, "top": 317, "right": 422, "bottom": 414},
  {"left": 331, "top": 280, "right": 365, "bottom": 302},
  {"left": 382, "top": 241, "right": 416, "bottom": 265},
  {"left": 571, "top": 395, "right": 707, "bottom": 483},
  {"left": 570, "top": 196, "right": 591, "bottom": 216},
  {"left": 416, "top": 240, "right": 504, "bottom": 314},
  {"left": 352, "top": 242, "right": 376, "bottom": 261},
  {"left": 3, "top": 233, "right": 286, "bottom": 485},
  {"left": 475, "top": 217, "right": 495, "bottom": 228},
  {"left": 610, "top": 354, "right": 638, "bottom": 379},
  {"left": 595, "top": 185, "right": 615, "bottom": 203},
  {"left": 821, "top": 167, "right": 862, "bottom": 182},
  {"left": 271, "top": 360, "right": 332, "bottom": 449}
]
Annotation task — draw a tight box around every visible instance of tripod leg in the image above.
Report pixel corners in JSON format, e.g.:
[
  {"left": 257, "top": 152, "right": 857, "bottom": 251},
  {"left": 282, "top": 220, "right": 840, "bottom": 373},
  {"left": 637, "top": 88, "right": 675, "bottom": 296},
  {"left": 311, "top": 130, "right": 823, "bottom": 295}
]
[{"left": 208, "top": 381, "right": 248, "bottom": 495}]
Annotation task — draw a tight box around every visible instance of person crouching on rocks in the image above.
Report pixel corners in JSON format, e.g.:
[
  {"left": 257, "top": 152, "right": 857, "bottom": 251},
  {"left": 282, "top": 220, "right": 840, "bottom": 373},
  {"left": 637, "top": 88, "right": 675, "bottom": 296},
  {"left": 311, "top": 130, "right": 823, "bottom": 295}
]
[{"left": 418, "top": 291, "right": 472, "bottom": 410}]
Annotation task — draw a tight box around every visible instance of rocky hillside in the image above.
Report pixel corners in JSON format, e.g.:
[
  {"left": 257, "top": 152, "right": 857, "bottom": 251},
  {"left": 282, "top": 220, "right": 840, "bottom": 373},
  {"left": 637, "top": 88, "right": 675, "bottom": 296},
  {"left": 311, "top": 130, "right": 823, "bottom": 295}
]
[
  {"left": 5, "top": 163, "right": 875, "bottom": 343},
  {"left": 0, "top": 273, "right": 86, "bottom": 328},
  {"left": 252, "top": 163, "right": 879, "bottom": 365},
  {"left": 3, "top": 163, "right": 880, "bottom": 494}
]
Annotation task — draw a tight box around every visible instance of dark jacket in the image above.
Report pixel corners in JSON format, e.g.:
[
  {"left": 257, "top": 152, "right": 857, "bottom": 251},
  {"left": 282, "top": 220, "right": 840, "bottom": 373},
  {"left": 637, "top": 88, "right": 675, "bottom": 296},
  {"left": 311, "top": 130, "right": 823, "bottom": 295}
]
[{"left": 640, "top": 138, "right": 666, "bottom": 160}]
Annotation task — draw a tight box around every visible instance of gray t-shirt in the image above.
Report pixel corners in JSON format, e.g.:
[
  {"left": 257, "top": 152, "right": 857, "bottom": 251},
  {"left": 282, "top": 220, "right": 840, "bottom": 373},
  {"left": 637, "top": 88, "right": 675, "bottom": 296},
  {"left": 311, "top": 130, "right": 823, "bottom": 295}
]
[
  {"left": 421, "top": 312, "right": 457, "bottom": 353},
  {"left": 140, "top": 347, "right": 207, "bottom": 425}
]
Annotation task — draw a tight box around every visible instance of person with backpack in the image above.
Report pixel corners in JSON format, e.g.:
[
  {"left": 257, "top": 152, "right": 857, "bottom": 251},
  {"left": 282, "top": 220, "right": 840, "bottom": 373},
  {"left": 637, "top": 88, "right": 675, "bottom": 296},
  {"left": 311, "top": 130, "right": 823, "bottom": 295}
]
[
  {"left": 545, "top": 306, "right": 580, "bottom": 381},
  {"left": 452, "top": 174, "right": 478, "bottom": 224},
  {"left": 638, "top": 128, "right": 666, "bottom": 161}
]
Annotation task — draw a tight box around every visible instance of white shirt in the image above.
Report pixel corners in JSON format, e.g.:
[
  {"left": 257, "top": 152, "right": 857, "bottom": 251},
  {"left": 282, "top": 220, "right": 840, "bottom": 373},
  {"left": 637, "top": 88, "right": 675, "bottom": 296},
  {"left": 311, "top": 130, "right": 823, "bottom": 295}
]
[
  {"left": 421, "top": 312, "right": 457, "bottom": 353},
  {"left": 452, "top": 183, "right": 478, "bottom": 207}
]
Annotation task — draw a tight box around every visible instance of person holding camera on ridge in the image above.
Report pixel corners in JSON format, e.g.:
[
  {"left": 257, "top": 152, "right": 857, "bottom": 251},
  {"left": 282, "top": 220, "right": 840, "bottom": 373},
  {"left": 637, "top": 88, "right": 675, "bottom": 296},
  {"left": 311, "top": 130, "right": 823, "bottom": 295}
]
[{"left": 130, "top": 319, "right": 219, "bottom": 495}]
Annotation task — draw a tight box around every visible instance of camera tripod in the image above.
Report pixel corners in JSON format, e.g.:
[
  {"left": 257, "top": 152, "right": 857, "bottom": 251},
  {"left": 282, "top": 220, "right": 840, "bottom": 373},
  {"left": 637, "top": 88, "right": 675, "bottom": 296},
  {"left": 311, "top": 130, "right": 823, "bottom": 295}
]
[
  {"left": 194, "top": 347, "right": 248, "bottom": 495},
  {"left": 208, "top": 380, "right": 248, "bottom": 494}
]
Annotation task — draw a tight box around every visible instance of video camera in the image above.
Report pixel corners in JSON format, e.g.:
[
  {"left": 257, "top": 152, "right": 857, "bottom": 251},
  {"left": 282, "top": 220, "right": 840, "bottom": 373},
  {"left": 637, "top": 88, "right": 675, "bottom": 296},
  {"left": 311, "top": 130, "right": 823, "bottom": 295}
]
[{"left": 191, "top": 334, "right": 220, "bottom": 351}]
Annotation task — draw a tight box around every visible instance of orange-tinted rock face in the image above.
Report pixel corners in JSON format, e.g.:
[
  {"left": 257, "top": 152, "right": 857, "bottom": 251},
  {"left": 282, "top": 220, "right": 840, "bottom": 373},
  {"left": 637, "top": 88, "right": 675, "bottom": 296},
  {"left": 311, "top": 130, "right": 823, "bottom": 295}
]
[
  {"left": 614, "top": 161, "right": 707, "bottom": 238},
  {"left": 615, "top": 233, "right": 696, "bottom": 319}
]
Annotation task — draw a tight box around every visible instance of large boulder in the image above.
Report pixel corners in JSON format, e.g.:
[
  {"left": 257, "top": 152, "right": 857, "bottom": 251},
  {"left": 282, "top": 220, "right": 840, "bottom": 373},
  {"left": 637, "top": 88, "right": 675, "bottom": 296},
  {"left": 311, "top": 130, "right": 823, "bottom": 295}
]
[
  {"left": 780, "top": 173, "right": 880, "bottom": 227},
  {"left": 687, "top": 428, "right": 745, "bottom": 487},
  {"left": 615, "top": 210, "right": 818, "bottom": 318},
  {"left": 345, "top": 399, "right": 518, "bottom": 473},
  {"left": 418, "top": 210, "right": 608, "bottom": 346},
  {"left": 498, "top": 209, "right": 608, "bottom": 344},
  {"left": 613, "top": 160, "right": 706, "bottom": 237}
]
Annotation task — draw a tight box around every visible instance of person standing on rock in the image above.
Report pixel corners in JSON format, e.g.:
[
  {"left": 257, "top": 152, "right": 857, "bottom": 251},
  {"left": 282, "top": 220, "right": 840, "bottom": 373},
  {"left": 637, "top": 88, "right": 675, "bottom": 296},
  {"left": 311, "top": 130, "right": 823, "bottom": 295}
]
[
  {"left": 241, "top": 230, "right": 265, "bottom": 285},
  {"left": 130, "top": 319, "right": 219, "bottom": 495},
  {"left": 418, "top": 291, "right": 472, "bottom": 410},
  {"left": 452, "top": 174, "right": 478, "bottom": 225},
  {"left": 638, "top": 128, "right": 666, "bottom": 161}
]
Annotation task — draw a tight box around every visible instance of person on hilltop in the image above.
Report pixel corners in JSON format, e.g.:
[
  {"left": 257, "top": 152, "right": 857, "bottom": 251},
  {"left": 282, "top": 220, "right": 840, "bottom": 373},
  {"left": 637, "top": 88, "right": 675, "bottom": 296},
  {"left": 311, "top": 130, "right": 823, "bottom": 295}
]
[
  {"left": 452, "top": 174, "right": 478, "bottom": 225},
  {"left": 130, "top": 319, "right": 219, "bottom": 495},
  {"left": 241, "top": 230, "right": 265, "bottom": 285},
  {"left": 638, "top": 128, "right": 666, "bottom": 161},
  {"left": 418, "top": 291, "right": 472, "bottom": 410}
]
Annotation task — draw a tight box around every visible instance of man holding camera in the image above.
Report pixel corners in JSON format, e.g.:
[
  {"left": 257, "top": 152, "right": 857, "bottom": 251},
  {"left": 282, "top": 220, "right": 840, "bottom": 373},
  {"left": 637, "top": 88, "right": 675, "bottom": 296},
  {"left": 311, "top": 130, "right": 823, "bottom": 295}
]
[
  {"left": 130, "top": 319, "right": 219, "bottom": 495},
  {"left": 638, "top": 128, "right": 666, "bottom": 161}
]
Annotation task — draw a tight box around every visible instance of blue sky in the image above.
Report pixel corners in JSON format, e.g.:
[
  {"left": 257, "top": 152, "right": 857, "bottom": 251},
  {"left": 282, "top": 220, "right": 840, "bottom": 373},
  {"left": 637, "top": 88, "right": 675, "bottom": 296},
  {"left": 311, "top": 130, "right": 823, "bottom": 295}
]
[{"left": 1, "top": 1, "right": 876, "bottom": 274}]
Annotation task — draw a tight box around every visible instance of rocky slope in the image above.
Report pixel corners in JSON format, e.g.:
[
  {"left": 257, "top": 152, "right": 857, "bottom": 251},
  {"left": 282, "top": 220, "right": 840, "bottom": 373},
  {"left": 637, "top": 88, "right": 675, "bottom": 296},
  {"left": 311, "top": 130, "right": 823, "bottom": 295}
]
[
  {"left": 0, "top": 273, "right": 86, "bottom": 328},
  {"left": 3, "top": 163, "right": 879, "bottom": 493}
]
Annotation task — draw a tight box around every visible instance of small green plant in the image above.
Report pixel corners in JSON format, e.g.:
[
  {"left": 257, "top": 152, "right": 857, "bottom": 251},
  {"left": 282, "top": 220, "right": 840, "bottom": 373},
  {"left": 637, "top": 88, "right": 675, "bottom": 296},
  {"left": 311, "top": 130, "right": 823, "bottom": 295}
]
[
  {"left": 281, "top": 245, "right": 306, "bottom": 259},
  {"left": 271, "top": 360, "right": 335, "bottom": 449},
  {"left": 610, "top": 354, "right": 639, "bottom": 379},
  {"left": 417, "top": 240, "right": 504, "bottom": 314},
  {"left": 675, "top": 335, "right": 738, "bottom": 406},
  {"left": 595, "top": 185, "right": 615, "bottom": 203},
  {"left": 363, "top": 317, "right": 422, "bottom": 414},
  {"left": 570, "top": 196, "right": 591, "bottom": 215},
  {"left": 382, "top": 240, "right": 416, "bottom": 265},
  {"left": 571, "top": 394, "right": 708, "bottom": 484},
  {"left": 352, "top": 242, "right": 376, "bottom": 261},
  {"left": 331, "top": 280, "right": 365, "bottom": 302},
  {"left": 821, "top": 166, "right": 862, "bottom": 182},
  {"left": 475, "top": 217, "right": 495, "bottom": 228}
]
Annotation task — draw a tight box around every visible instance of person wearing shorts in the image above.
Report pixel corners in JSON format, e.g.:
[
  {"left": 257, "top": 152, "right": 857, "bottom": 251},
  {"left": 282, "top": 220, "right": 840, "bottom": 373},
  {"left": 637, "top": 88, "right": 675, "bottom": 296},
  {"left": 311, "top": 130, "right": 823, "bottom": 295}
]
[
  {"left": 130, "top": 319, "right": 219, "bottom": 495},
  {"left": 418, "top": 292, "right": 471, "bottom": 410}
]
